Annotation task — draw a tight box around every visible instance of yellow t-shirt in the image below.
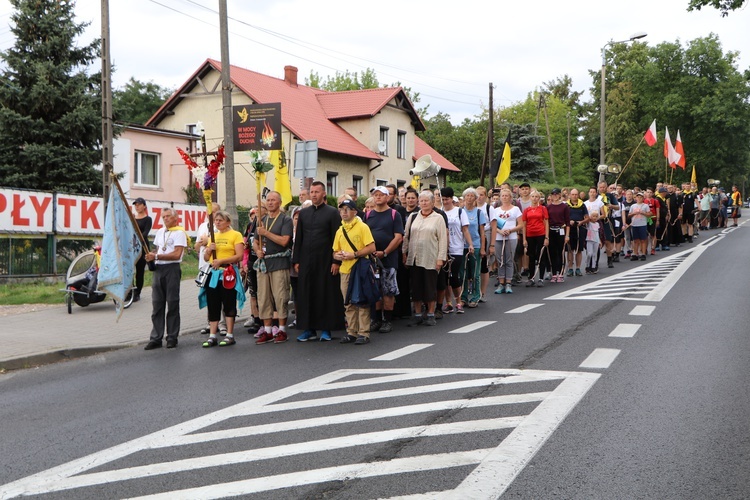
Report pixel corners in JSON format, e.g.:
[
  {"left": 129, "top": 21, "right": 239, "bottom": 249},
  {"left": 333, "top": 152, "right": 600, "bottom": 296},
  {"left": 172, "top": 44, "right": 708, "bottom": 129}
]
[
  {"left": 210, "top": 229, "right": 244, "bottom": 262},
  {"left": 333, "top": 218, "right": 375, "bottom": 274}
]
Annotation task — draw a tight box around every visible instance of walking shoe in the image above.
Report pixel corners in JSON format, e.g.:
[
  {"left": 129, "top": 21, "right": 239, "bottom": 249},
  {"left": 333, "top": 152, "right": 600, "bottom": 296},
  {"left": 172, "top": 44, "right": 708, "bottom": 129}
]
[
  {"left": 255, "top": 332, "right": 274, "bottom": 344},
  {"left": 407, "top": 315, "right": 424, "bottom": 327},
  {"left": 219, "top": 336, "right": 236, "bottom": 346},
  {"left": 297, "top": 330, "right": 316, "bottom": 342},
  {"left": 494, "top": 286, "right": 505, "bottom": 294},
  {"left": 219, "top": 327, "right": 228, "bottom": 337},
  {"left": 567, "top": 269, "right": 574, "bottom": 277},
  {"left": 640, "top": 255, "right": 647, "bottom": 261},
  {"left": 631, "top": 255, "right": 639, "bottom": 261},
  {"left": 456, "top": 304, "right": 465, "bottom": 314},
  {"left": 379, "top": 321, "right": 393, "bottom": 333},
  {"left": 662, "top": 246, "right": 670, "bottom": 251},
  {"left": 526, "top": 279, "right": 535, "bottom": 287},
  {"left": 370, "top": 320, "right": 382, "bottom": 332},
  {"left": 467, "top": 301, "right": 478, "bottom": 308},
  {"left": 504, "top": 284, "right": 513, "bottom": 294},
  {"left": 650, "top": 249, "right": 656, "bottom": 255},
  {"left": 340, "top": 334, "right": 357, "bottom": 344},
  {"left": 592, "top": 267, "right": 599, "bottom": 274},
  {"left": 273, "top": 332, "right": 288, "bottom": 343},
  {"left": 585, "top": 268, "right": 592, "bottom": 275},
  {"left": 319, "top": 331, "right": 332, "bottom": 341},
  {"left": 354, "top": 336, "right": 370, "bottom": 345},
  {"left": 478, "top": 294, "right": 487, "bottom": 303},
  {"left": 575, "top": 268, "right": 583, "bottom": 277},
  {"left": 536, "top": 279, "right": 544, "bottom": 287},
  {"left": 423, "top": 316, "right": 437, "bottom": 326},
  {"left": 166, "top": 339, "right": 178, "bottom": 349},
  {"left": 442, "top": 304, "right": 454, "bottom": 314},
  {"left": 434, "top": 309, "right": 443, "bottom": 320},
  {"left": 200, "top": 326, "right": 210, "bottom": 335},
  {"left": 144, "top": 340, "right": 162, "bottom": 350}
]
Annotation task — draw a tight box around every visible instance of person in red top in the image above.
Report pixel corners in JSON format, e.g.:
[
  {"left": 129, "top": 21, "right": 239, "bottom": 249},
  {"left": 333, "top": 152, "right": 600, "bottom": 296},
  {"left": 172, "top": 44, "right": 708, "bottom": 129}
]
[
  {"left": 643, "top": 188, "right": 661, "bottom": 255},
  {"left": 522, "top": 190, "right": 550, "bottom": 287}
]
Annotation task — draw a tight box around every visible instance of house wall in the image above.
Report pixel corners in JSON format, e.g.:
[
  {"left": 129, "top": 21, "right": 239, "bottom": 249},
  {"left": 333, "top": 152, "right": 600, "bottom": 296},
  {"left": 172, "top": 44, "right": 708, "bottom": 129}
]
[{"left": 115, "top": 128, "right": 195, "bottom": 204}]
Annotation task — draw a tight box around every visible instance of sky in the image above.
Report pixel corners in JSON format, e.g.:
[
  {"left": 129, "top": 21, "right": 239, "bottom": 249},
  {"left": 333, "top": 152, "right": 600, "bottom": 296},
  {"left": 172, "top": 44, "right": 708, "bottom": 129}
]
[{"left": 0, "top": 0, "right": 748, "bottom": 125}]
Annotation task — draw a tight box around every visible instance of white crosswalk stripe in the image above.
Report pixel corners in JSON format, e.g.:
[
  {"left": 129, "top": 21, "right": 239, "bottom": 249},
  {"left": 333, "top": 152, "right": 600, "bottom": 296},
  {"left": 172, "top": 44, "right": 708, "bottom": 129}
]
[{"left": 0, "top": 368, "right": 599, "bottom": 499}]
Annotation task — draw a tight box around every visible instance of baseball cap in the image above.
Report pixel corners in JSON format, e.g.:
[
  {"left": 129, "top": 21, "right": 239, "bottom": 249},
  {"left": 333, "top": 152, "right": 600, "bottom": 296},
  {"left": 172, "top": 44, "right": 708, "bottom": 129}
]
[
  {"left": 658, "top": 187, "right": 667, "bottom": 193},
  {"left": 635, "top": 192, "right": 645, "bottom": 197},
  {"left": 338, "top": 199, "right": 358, "bottom": 211},
  {"left": 550, "top": 188, "right": 561, "bottom": 195},
  {"left": 370, "top": 186, "right": 389, "bottom": 195},
  {"left": 132, "top": 197, "right": 146, "bottom": 205}
]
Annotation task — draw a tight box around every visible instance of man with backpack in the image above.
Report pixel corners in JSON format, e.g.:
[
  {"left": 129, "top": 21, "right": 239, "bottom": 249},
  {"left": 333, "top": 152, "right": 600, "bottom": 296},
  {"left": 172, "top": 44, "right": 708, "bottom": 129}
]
[{"left": 366, "top": 186, "right": 404, "bottom": 333}]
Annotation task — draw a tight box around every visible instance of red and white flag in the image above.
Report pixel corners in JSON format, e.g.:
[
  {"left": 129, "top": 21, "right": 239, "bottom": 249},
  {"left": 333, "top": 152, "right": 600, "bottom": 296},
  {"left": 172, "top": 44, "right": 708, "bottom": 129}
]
[
  {"left": 675, "top": 130, "right": 686, "bottom": 169},
  {"left": 664, "top": 127, "right": 681, "bottom": 168},
  {"left": 644, "top": 119, "right": 657, "bottom": 146}
]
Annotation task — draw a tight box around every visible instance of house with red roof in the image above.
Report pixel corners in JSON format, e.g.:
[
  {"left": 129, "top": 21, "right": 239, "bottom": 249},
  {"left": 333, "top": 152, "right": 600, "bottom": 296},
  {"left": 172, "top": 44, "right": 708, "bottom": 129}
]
[{"left": 147, "top": 60, "right": 459, "bottom": 207}]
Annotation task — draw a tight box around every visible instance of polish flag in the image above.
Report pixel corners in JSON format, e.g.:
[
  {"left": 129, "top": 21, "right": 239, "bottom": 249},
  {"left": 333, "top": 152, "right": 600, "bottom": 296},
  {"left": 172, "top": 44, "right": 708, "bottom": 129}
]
[
  {"left": 675, "top": 130, "right": 686, "bottom": 169},
  {"left": 664, "top": 127, "right": 681, "bottom": 168},
  {"left": 644, "top": 119, "right": 657, "bottom": 146}
]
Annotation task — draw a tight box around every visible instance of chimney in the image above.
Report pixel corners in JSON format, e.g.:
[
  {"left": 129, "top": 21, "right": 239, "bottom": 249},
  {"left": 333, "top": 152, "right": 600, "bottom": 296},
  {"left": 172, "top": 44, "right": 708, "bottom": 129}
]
[{"left": 284, "top": 65, "right": 298, "bottom": 87}]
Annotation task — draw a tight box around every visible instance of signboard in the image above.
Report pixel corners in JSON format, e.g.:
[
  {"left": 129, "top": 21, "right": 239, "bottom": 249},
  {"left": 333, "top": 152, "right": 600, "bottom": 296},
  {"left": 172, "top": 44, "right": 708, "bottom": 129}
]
[
  {"left": 232, "top": 103, "right": 282, "bottom": 151},
  {"left": 0, "top": 187, "right": 207, "bottom": 238},
  {"left": 293, "top": 140, "right": 318, "bottom": 179}
]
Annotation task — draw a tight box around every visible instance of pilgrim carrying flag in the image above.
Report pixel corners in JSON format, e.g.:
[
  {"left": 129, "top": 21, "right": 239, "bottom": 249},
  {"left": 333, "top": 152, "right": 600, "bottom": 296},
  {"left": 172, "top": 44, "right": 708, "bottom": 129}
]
[
  {"left": 644, "top": 119, "right": 657, "bottom": 146},
  {"left": 493, "top": 130, "right": 512, "bottom": 186},
  {"left": 664, "top": 127, "right": 682, "bottom": 168},
  {"left": 675, "top": 130, "right": 686, "bottom": 169},
  {"left": 98, "top": 188, "right": 143, "bottom": 321}
]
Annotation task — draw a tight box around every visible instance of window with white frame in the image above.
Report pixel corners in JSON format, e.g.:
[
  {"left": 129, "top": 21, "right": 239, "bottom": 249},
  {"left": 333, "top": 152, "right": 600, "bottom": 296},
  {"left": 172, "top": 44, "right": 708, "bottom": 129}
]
[
  {"left": 397, "top": 130, "right": 406, "bottom": 159},
  {"left": 327, "top": 171, "right": 338, "bottom": 196},
  {"left": 134, "top": 151, "right": 160, "bottom": 187},
  {"left": 379, "top": 127, "right": 389, "bottom": 156},
  {"left": 376, "top": 179, "right": 388, "bottom": 187}
]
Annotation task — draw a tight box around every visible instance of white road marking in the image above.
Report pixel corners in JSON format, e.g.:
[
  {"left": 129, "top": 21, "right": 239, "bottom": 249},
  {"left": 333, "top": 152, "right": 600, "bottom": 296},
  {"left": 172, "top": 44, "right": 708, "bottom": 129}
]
[
  {"left": 579, "top": 348, "right": 621, "bottom": 369},
  {"left": 630, "top": 305, "right": 655, "bottom": 316},
  {"left": 608, "top": 323, "right": 641, "bottom": 338},
  {"left": 0, "top": 368, "right": 599, "bottom": 499},
  {"left": 370, "top": 344, "right": 433, "bottom": 361},
  {"left": 449, "top": 321, "right": 496, "bottom": 333},
  {"left": 506, "top": 303, "right": 544, "bottom": 314}
]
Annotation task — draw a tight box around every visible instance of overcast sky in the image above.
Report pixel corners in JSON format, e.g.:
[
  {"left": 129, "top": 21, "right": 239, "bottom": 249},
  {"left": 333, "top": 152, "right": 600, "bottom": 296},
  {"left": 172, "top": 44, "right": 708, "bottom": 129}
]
[{"left": 0, "top": 0, "right": 748, "bottom": 125}]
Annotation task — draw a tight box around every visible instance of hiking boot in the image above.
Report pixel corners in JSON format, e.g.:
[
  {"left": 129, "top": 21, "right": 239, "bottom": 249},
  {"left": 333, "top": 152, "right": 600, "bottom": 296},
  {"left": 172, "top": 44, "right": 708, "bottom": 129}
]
[
  {"left": 612, "top": 253, "right": 620, "bottom": 262},
  {"left": 407, "top": 315, "right": 424, "bottom": 327},
  {"left": 607, "top": 257, "right": 614, "bottom": 268},
  {"left": 379, "top": 321, "right": 393, "bottom": 333}
]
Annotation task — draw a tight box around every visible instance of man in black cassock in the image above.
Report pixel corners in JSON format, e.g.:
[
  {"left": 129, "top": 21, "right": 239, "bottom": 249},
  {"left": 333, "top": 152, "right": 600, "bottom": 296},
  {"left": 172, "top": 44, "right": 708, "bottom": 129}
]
[{"left": 292, "top": 181, "right": 345, "bottom": 341}]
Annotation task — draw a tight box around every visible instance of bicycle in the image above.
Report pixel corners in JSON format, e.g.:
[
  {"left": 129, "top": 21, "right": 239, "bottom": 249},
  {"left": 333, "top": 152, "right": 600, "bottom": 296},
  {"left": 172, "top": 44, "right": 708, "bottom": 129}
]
[{"left": 61, "top": 245, "right": 135, "bottom": 314}]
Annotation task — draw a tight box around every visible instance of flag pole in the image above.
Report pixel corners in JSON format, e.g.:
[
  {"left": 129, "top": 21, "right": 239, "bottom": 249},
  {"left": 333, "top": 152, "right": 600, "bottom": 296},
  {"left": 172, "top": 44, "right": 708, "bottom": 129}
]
[
  {"left": 109, "top": 168, "right": 150, "bottom": 252},
  {"left": 613, "top": 134, "right": 645, "bottom": 185}
]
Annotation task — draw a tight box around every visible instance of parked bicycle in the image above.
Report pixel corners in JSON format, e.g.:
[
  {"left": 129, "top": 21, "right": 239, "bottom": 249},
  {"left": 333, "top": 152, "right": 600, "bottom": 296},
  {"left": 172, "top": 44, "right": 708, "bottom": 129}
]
[{"left": 61, "top": 245, "right": 134, "bottom": 314}]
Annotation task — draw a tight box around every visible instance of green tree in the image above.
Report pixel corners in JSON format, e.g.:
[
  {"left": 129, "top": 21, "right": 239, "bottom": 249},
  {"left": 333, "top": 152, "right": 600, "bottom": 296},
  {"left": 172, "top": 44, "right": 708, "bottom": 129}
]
[
  {"left": 113, "top": 77, "right": 173, "bottom": 124},
  {"left": 305, "top": 68, "right": 380, "bottom": 91},
  {"left": 687, "top": 0, "right": 745, "bottom": 16},
  {"left": 0, "top": 0, "right": 102, "bottom": 194}
]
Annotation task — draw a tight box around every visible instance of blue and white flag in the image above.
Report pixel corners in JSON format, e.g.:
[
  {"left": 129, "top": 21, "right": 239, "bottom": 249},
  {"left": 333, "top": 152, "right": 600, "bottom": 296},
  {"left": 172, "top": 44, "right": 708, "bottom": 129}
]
[{"left": 98, "top": 188, "right": 142, "bottom": 321}]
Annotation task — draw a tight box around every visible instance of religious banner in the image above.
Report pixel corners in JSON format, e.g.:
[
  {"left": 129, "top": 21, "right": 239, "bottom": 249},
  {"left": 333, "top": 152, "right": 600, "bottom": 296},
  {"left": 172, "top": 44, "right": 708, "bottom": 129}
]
[{"left": 232, "top": 103, "right": 282, "bottom": 151}]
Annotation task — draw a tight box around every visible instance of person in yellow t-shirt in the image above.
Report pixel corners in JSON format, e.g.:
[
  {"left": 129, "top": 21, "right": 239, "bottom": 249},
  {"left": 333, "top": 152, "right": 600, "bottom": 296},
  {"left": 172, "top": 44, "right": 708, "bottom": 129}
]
[
  {"left": 333, "top": 199, "right": 376, "bottom": 345},
  {"left": 202, "top": 211, "right": 245, "bottom": 348},
  {"left": 731, "top": 185, "right": 742, "bottom": 227}
]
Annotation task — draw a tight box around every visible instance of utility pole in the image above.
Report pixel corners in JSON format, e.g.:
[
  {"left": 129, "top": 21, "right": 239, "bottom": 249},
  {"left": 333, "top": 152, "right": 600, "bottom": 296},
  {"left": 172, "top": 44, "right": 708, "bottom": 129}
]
[
  {"left": 100, "top": 0, "right": 113, "bottom": 212},
  {"left": 219, "top": 0, "right": 237, "bottom": 224},
  {"left": 567, "top": 112, "right": 572, "bottom": 180},
  {"left": 479, "top": 83, "right": 493, "bottom": 189}
]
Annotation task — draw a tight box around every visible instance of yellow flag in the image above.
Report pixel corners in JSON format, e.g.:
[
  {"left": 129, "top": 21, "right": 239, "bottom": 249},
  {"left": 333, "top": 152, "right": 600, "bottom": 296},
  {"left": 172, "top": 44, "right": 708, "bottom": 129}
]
[
  {"left": 691, "top": 165, "right": 697, "bottom": 185},
  {"left": 495, "top": 132, "right": 511, "bottom": 186},
  {"left": 203, "top": 188, "right": 214, "bottom": 213},
  {"left": 410, "top": 176, "right": 420, "bottom": 189},
  {"left": 270, "top": 145, "right": 292, "bottom": 206}
]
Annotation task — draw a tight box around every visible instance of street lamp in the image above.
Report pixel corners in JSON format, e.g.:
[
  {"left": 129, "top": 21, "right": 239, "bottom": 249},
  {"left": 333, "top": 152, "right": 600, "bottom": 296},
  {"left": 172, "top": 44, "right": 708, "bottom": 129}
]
[{"left": 599, "top": 31, "right": 648, "bottom": 182}]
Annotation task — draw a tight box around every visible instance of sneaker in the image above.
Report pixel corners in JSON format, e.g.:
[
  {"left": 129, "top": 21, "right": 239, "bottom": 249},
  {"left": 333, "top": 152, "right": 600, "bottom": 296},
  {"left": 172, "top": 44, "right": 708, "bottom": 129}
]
[
  {"left": 662, "top": 246, "right": 670, "bottom": 251},
  {"left": 536, "top": 279, "right": 544, "bottom": 287},
  {"left": 273, "top": 332, "right": 288, "bottom": 343},
  {"left": 407, "top": 315, "right": 424, "bottom": 327},
  {"left": 297, "top": 330, "right": 316, "bottom": 342},
  {"left": 243, "top": 317, "right": 257, "bottom": 328},
  {"left": 354, "top": 336, "right": 370, "bottom": 345},
  {"left": 370, "top": 320, "right": 382, "bottom": 332},
  {"left": 434, "top": 309, "right": 443, "bottom": 320},
  {"left": 456, "top": 304, "right": 465, "bottom": 314},
  {"left": 526, "top": 279, "right": 535, "bottom": 287},
  {"left": 651, "top": 249, "right": 656, "bottom": 255},
  {"left": 199, "top": 326, "right": 210, "bottom": 335},
  {"left": 219, "top": 327, "right": 228, "bottom": 337},
  {"left": 423, "top": 316, "right": 437, "bottom": 326},
  {"left": 575, "top": 268, "right": 583, "bottom": 276},
  {"left": 494, "top": 286, "right": 505, "bottom": 294},
  {"left": 631, "top": 255, "right": 639, "bottom": 261},
  {"left": 640, "top": 255, "right": 646, "bottom": 261},
  {"left": 504, "top": 284, "right": 513, "bottom": 294},
  {"left": 544, "top": 272, "right": 551, "bottom": 281},
  {"left": 255, "top": 332, "right": 274, "bottom": 345},
  {"left": 319, "top": 331, "right": 332, "bottom": 341},
  {"left": 592, "top": 267, "right": 599, "bottom": 274},
  {"left": 442, "top": 304, "right": 454, "bottom": 314},
  {"left": 467, "top": 301, "right": 479, "bottom": 308},
  {"left": 340, "top": 334, "right": 357, "bottom": 344},
  {"left": 567, "top": 269, "right": 574, "bottom": 277},
  {"left": 379, "top": 321, "right": 393, "bottom": 333},
  {"left": 557, "top": 274, "right": 565, "bottom": 283},
  {"left": 478, "top": 294, "right": 487, "bottom": 303}
]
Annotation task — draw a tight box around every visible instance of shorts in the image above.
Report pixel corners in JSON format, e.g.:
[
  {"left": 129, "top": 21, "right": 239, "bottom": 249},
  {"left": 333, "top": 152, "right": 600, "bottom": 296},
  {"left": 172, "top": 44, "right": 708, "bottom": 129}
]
[
  {"left": 683, "top": 211, "right": 695, "bottom": 225},
  {"left": 631, "top": 225, "right": 648, "bottom": 241},
  {"left": 646, "top": 221, "right": 656, "bottom": 236},
  {"left": 568, "top": 223, "right": 586, "bottom": 252},
  {"left": 700, "top": 210, "right": 709, "bottom": 222},
  {"left": 379, "top": 267, "right": 399, "bottom": 297},
  {"left": 409, "top": 266, "right": 438, "bottom": 302},
  {"left": 602, "top": 219, "right": 615, "bottom": 242},
  {"left": 448, "top": 254, "right": 465, "bottom": 288}
]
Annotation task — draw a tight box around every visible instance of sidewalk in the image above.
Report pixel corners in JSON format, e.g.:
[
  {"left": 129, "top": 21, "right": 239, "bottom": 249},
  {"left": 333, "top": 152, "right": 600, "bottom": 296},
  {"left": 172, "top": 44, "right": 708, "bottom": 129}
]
[{"left": 0, "top": 280, "right": 216, "bottom": 371}]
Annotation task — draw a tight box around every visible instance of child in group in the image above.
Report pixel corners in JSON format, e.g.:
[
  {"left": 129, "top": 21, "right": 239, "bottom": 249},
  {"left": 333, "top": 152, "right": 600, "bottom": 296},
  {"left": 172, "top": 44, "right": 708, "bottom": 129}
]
[
  {"left": 627, "top": 191, "right": 652, "bottom": 261},
  {"left": 585, "top": 210, "right": 605, "bottom": 274}
]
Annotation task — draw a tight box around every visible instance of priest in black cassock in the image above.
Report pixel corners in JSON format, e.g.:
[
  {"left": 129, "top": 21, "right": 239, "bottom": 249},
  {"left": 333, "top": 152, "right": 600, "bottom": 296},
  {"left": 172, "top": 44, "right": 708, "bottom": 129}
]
[{"left": 292, "top": 181, "right": 345, "bottom": 341}]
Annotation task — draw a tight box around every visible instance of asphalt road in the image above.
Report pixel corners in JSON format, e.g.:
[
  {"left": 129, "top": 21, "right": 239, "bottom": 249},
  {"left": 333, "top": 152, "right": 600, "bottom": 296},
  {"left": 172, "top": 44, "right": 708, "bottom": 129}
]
[{"left": 1, "top": 225, "right": 749, "bottom": 499}]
